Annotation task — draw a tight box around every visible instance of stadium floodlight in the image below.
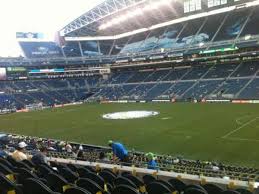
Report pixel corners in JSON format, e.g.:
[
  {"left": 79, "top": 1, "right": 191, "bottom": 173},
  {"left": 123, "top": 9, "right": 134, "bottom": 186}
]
[
  {"left": 129, "top": 8, "right": 143, "bottom": 17},
  {"left": 247, "top": 0, "right": 259, "bottom": 6},
  {"left": 99, "top": 0, "right": 174, "bottom": 30},
  {"left": 145, "top": 2, "right": 159, "bottom": 10},
  {"left": 160, "top": 0, "right": 173, "bottom": 6},
  {"left": 199, "top": 42, "right": 205, "bottom": 47},
  {"left": 111, "top": 18, "right": 122, "bottom": 25},
  {"left": 106, "top": 21, "right": 113, "bottom": 27},
  {"left": 103, "top": 8, "right": 143, "bottom": 29},
  {"left": 119, "top": 15, "right": 128, "bottom": 22},
  {"left": 244, "top": 34, "right": 251, "bottom": 40},
  {"left": 135, "top": 8, "right": 143, "bottom": 15},
  {"left": 142, "top": 4, "right": 154, "bottom": 11},
  {"left": 99, "top": 24, "right": 106, "bottom": 30}
]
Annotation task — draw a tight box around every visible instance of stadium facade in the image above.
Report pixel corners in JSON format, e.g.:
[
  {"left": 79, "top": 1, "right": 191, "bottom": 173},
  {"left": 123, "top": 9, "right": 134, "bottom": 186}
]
[{"left": 0, "top": 0, "right": 259, "bottom": 111}]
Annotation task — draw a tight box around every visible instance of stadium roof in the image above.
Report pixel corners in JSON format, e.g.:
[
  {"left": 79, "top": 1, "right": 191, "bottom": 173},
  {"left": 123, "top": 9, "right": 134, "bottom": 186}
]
[{"left": 60, "top": 0, "right": 183, "bottom": 37}]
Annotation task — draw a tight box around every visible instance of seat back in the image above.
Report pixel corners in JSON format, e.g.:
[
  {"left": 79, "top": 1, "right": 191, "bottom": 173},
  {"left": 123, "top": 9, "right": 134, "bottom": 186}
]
[
  {"left": 6, "top": 156, "right": 18, "bottom": 167},
  {"left": 236, "top": 188, "right": 252, "bottom": 194},
  {"left": 168, "top": 178, "right": 186, "bottom": 192},
  {"left": 0, "top": 172, "right": 16, "bottom": 191},
  {"left": 222, "top": 190, "right": 241, "bottom": 194},
  {"left": 121, "top": 171, "right": 131, "bottom": 177},
  {"left": 37, "top": 164, "right": 54, "bottom": 178},
  {"left": 112, "top": 184, "right": 140, "bottom": 194},
  {"left": 185, "top": 184, "right": 207, "bottom": 193},
  {"left": 84, "top": 166, "right": 96, "bottom": 173},
  {"left": 24, "top": 178, "right": 56, "bottom": 194},
  {"left": 46, "top": 172, "right": 69, "bottom": 193},
  {"left": 59, "top": 167, "right": 78, "bottom": 183},
  {"left": 0, "top": 173, "right": 23, "bottom": 194},
  {"left": 125, "top": 174, "right": 146, "bottom": 193},
  {"left": 99, "top": 170, "right": 116, "bottom": 184},
  {"left": 203, "top": 183, "right": 224, "bottom": 194},
  {"left": 0, "top": 158, "right": 14, "bottom": 170},
  {"left": 0, "top": 163, "right": 13, "bottom": 175},
  {"left": 185, "top": 188, "right": 208, "bottom": 194},
  {"left": 146, "top": 182, "right": 171, "bottom": 194},
  {"left": 114, "top": 176, "right": 137, "bottom": 189},
  {"left": 76, "top": 178, "right": 104, "bottom": 194},
  {"left": 64, "top": 186, "right": 91, "bottom": 194},
  {"left": 102, "top": 168, "right": 118, "bottom": 176},
  {"left": 143, "top": 174, "right": 156, "bottom": 185},
  {"left": 81, "top": 172, "right": 105, "bottom": 188},
  {"left": 124, "top": 174, "right": 144, "bottom": 187},
  {"left": 22, "top": 159, "right": 36, "bottom": 168},
  {"left": 66, "top": 163, "right": 78, "bottom": 172},
  {"left": 77, "top": 167, "right": 90, "bottom": 177},
  {"left": 156, "top": 180, "right": 175, "bottom": 191},
  {"left": 14, "top": 167, "right": 38, "bottom": 184},
  {"left": 15, "top": 161, "right": 31, "bottom": 170}
]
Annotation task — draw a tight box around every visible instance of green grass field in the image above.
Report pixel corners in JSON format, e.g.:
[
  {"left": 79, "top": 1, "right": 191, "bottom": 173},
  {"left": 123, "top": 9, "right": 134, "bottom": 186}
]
[{"left": 1, "top": 103, "right": 259, "bottom": 167}]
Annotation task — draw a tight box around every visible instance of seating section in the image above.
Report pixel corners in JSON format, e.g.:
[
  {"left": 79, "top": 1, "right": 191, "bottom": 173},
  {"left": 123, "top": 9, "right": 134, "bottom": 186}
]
[
  {"left": 0, "top": 62, "right": 259, "bottom": 109},
  {"left": 211, "top": 79, "right": 249, "bottom": 98},
  {"left": 182, "top": 65, "right": 211, "bottom": 80},
  {"left": 0, "top": 77, "right": 101, "bottom": 110},
  {"left": 127, "top": 71, "right": 154, "bottom": 83},
  {"left": 239, "top": 78, "right": 259, "bottom": 99},
  {"left": 230, "top": 63, "right": 259, "bottom": 77},
  {"left": 182, "top": 80, "right": 223, "bottom": 99},
  {"left": 162, "top": 82, "right": 196, "bottom": 99},
  {"left": 91, "top": 62, "right": 259, "bottom": 101},
  {"left": 0, "top": 133, "right": 256, "bottom": 194},
  {"left": 204, "top": 64, "right": 239, "bottom": 79}
]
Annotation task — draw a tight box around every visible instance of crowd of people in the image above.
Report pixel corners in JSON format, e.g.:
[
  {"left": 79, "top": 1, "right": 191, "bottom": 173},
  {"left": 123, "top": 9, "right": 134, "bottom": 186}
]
[
  {"left": 1, "top": 133, "right": 258, "bottom": 182},
  {"left": 0, "top": 134, "right": 160, "bottom": 170}
]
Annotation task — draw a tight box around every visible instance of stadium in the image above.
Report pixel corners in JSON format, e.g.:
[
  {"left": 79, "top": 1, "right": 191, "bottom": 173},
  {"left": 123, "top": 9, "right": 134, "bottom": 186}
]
[{"left": 1, "top": 0, "right": 259, "bottom": 193}]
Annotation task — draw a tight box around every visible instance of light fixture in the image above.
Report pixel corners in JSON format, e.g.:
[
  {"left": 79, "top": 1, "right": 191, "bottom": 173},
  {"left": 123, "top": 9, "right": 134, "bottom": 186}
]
[
  {"left": 99, "top": 0, "right": 174, "bottom": 30},
  {"left": 244, "top": 34, "right": 251, "bottom": 40}
]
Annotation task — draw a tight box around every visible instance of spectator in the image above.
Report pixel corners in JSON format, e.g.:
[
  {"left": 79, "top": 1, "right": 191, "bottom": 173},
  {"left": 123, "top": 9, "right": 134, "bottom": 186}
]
[
  {"left": 65, "top": 143, "right": 72, "bottom": 153},
  {"left": 146, "top": 152, "right": 159, "bottom": 170},
  {"left": 31, "top": 146, "right": 48, "bottom": 165},
  {"left": 99, "top": 152, "right": 110, "bottom": 162},
  {"left": 0, "top": 145, "right": 9, "bottom": 158},
  {"left": 77, "top": 146, "right": 84, "bottom": 160},
  {"left": 79, "top": 145, "right": 83, "bottom": 151},
  {"left": 108, "top": 140, "right": 129, "bottom": 163},
  {"left": 12, "top": 142, "right": 28, "bottom": 162}
]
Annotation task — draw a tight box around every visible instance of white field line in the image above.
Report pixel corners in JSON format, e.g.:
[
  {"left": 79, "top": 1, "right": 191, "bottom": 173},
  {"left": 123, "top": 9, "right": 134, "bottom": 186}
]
[
  {"left": 223, "top": 137, "right": 259, "bottom": 142},
  {"left": 161, "top": 117, "right": 172, "bottom": 120},
  {"left": 222, "top": 117, "right": 259, "bottom": 139},
  {"left": 235, "top": 115, "right": 253, "bottom": 125}
]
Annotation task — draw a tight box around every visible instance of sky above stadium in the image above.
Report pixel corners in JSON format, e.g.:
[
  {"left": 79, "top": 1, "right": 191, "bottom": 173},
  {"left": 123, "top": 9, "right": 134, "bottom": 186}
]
[{"left": 0, "top": 0, "right": 104, "bottom": 57}]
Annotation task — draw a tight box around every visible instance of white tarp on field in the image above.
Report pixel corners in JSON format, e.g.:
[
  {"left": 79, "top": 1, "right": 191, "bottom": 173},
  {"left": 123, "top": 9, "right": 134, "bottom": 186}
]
[{"left": 102, "top": 111, "right": 159, "bottom": 120}]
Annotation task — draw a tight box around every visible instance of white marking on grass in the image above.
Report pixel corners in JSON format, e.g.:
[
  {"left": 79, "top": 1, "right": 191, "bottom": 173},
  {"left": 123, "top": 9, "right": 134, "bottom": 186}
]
[
  {"left": 161, "top": 117, "right": 171, "bottom": 120},
  {"left": 223, "top": 137, "right": 259, "bottom": 142},
  {"left": 63, "top": 108, "right": 77, "bottom": 112},
  {"left": 235, "top": 115, "right": 254, "bottom": 125},
  {"left": 222, "top": 117, "right": 259, "bottom": 139}
]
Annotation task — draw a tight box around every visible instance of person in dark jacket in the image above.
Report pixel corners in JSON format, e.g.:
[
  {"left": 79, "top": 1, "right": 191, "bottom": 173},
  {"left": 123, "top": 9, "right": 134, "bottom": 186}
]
[{"left": 32, "top": 146, "right": 48, "bottom": 165}]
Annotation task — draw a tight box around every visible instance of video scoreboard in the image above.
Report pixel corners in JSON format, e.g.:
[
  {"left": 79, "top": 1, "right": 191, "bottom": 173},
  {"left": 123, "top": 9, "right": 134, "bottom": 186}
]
[
  {"left": 0, "top": 66, "right": 111, "bottom": 80},
  {"left": 184, "top": 0, "right": 250, "bottom": 13}
]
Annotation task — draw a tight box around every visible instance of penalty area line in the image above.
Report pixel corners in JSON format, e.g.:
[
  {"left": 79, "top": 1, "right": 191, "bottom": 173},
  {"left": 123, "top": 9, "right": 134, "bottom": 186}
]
[
  {"left": 222, "top": 137, "right": 259, "bottom": 142},
  {"left": 221, "top": 117, "right": 259, "bottom": 139}
]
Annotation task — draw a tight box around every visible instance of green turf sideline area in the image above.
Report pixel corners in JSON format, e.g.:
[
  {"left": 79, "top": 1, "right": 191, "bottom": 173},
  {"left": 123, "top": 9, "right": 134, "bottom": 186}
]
[{"left": 1, "top": 103, "right": 259, "bottom": 167}]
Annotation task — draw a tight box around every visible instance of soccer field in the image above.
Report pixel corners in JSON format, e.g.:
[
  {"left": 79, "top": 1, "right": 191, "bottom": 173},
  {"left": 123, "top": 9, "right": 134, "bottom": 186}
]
[{"left": 1, "top": 103, "right": 259, "bottom": 167}]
